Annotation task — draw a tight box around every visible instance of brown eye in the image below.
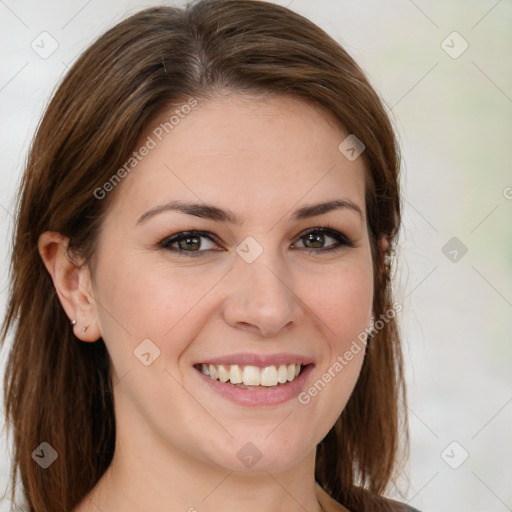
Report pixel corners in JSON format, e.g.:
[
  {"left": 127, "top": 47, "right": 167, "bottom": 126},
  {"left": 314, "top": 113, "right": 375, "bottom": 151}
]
[
  {"left": 302, "top": 232, "right": 329, "bottom": 249},
  {"left": 294, "top": 228, "right": 354, "bottom": 252},
  {"left": 159, "top": 227, "right": 354, "bottom": 257},
  {"left": 176, "top": 235, "right": 201, "bottom": 251},
  {"left": 160, "top": 230, "right": 219, "bottom": 254}
]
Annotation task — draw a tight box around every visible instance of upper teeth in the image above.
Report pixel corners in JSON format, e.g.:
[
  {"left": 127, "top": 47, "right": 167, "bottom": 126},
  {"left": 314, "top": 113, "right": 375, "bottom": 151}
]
[{"left": 200, "top": 363, "right": 301, "bottom": 386}]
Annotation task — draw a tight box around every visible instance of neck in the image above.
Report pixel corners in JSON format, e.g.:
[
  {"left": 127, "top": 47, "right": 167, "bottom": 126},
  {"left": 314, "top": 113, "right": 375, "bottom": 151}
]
[
  {"left": 83, "top": 455, "right": 323, "bottom": 512},
  {"left": 77, "top": 409, "right": 324, "bottom": 512}
]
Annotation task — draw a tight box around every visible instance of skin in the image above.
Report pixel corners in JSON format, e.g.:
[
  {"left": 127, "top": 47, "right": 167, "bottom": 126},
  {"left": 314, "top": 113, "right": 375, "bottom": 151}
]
[{"left": 39, "top": 93, "right": 382, "bottom": 512}]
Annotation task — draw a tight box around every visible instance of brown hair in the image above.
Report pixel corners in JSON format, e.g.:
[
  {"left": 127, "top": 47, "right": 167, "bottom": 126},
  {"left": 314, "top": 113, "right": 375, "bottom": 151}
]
[{"left": 1, "top": 1, "right": 406, "bottom": 511}]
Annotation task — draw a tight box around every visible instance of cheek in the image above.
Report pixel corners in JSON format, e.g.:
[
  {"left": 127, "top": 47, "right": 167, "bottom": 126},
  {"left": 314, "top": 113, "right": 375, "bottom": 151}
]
[
  {"left": 95, "top": 245, "right": 373, "bottom": 340},
  {"left": 306, "top": 258, "right": 372, "bottom": 392},
  {"left": 312, "top": 259, "right": 374, "bottom": 343},
  {"left": 93, "top": 246, "right": 223, "bottom": 353}
]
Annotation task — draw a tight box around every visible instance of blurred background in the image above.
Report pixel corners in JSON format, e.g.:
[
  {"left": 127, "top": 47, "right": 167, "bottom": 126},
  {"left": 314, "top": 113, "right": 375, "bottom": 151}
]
[{"left": 0, "top": 1, "right": 511, "bottom": 510}]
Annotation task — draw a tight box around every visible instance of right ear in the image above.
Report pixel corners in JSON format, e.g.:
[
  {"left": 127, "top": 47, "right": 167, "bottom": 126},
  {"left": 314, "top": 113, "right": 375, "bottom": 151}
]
[{"left": 37, "top": 231, "right": 101, "bottom": 342}]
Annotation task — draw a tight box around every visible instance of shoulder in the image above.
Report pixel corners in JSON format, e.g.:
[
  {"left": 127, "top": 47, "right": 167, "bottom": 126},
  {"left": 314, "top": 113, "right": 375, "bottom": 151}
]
[
  {"left": 402, "top": 505, "right": 422, "bottom": 512},
  {"left": 316, "top": 483, "right": 422, "bottom": 512},
  {"left": 316, "top": 484, "right": 350, "bottom": 511},
  {"left": 358, "top": 495, "right": 422, "bottom": 512},
  {"left": 383, "top": 496, "right": 422, "bottom": 512},
  {"left": 360, "top": 495, "right": 422, "bottom": 512},
  {"left": 358, "top": 494, "right": 423, "bottom": 512}
]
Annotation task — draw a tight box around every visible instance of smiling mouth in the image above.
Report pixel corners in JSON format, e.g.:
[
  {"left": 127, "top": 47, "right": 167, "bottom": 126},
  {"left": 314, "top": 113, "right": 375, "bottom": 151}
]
[{"left": 194, "top": 363, "right": 307, "bottom": 388}]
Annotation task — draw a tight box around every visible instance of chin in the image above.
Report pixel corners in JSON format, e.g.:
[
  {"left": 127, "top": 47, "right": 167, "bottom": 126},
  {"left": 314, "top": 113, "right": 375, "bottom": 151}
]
[{"left": 199, "top": 433, "right": 314, "bottom": 474}]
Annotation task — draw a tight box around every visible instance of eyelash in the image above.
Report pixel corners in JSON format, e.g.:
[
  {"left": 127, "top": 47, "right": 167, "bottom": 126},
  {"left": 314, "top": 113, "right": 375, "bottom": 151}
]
[{"left": 158, "top": 225, "right": 355, "bottom": 257}]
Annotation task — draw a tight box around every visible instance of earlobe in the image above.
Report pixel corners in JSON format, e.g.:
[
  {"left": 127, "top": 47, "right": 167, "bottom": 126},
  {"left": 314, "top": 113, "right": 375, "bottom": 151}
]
[{"left": 37, "top": 231, "right": 101, "bottom": 342}]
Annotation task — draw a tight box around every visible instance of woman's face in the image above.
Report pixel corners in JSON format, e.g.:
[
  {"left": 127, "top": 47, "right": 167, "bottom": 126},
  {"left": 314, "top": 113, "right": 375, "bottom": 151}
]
[{"left": 87, "top": 93, "right": 374, "bottom": 473}]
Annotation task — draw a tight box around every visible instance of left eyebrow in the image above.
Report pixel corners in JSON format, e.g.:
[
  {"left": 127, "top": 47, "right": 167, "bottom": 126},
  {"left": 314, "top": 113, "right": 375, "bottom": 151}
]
[
  {"left": 136, "top": 198, "right": 364, "bottom": 226},
  {"left": 292, "top": 199, "right": 364, "bottom": 222}
]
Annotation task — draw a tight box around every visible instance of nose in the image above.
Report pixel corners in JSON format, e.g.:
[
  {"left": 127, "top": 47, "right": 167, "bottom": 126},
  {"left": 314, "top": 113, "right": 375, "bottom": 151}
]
[{"left": 222, "top": 246, "right": 305, "bottom": 338}]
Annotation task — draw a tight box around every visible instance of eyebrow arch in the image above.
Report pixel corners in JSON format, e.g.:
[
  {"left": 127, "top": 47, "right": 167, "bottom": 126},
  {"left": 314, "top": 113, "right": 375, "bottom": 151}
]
[
  {"left": 136, "top": 198, "right": 364, "bottom": 226},
  {"left": 293, "top": 199, "right": 363, "bottom": 222}
]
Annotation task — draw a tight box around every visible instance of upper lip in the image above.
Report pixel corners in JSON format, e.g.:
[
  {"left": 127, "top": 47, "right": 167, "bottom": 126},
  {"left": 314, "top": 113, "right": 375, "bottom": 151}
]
[{"left": 195, "top": 352, "right": 315, "bottom": 367}]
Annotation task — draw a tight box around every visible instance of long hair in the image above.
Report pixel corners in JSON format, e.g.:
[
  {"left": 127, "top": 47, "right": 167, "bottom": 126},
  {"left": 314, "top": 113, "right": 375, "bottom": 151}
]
[{"left": 1, "top": 1, "right": 406, "bottom": 511}]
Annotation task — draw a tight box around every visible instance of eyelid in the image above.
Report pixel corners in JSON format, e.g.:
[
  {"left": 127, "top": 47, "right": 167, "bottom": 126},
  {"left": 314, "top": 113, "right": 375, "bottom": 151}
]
[
  {"left": 158, "top": 225, "right": 354, "bottom": 254},
  {"left": 158, "top": 230, "right": 221, "bottom": 251},
  {"left": 292, "top": 226, "right": 354, "bottom": 249}
]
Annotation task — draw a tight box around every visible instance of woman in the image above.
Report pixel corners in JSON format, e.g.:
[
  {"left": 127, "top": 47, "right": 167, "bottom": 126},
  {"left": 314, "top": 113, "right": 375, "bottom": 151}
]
[{"left": 1, "top": 1, "right": 418, "bottom": 511}]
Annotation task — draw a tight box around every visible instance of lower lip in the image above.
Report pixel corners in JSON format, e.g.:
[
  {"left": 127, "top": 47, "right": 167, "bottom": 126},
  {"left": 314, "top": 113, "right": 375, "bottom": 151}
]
[{"left": 195, "top": 365, "right": 314, "bottom": 407}]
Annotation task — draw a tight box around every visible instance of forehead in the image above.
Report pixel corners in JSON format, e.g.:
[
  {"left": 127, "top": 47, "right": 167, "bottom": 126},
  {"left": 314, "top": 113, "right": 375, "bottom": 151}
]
[{"left": 106, "top": 93, "right": 367, "bottom": 225}]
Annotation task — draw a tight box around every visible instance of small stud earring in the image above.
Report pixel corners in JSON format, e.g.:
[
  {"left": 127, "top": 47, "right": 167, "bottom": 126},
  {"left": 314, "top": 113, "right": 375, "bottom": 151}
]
[{"left": 70, "top": 319, "right": 77, "bottom": 326}]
